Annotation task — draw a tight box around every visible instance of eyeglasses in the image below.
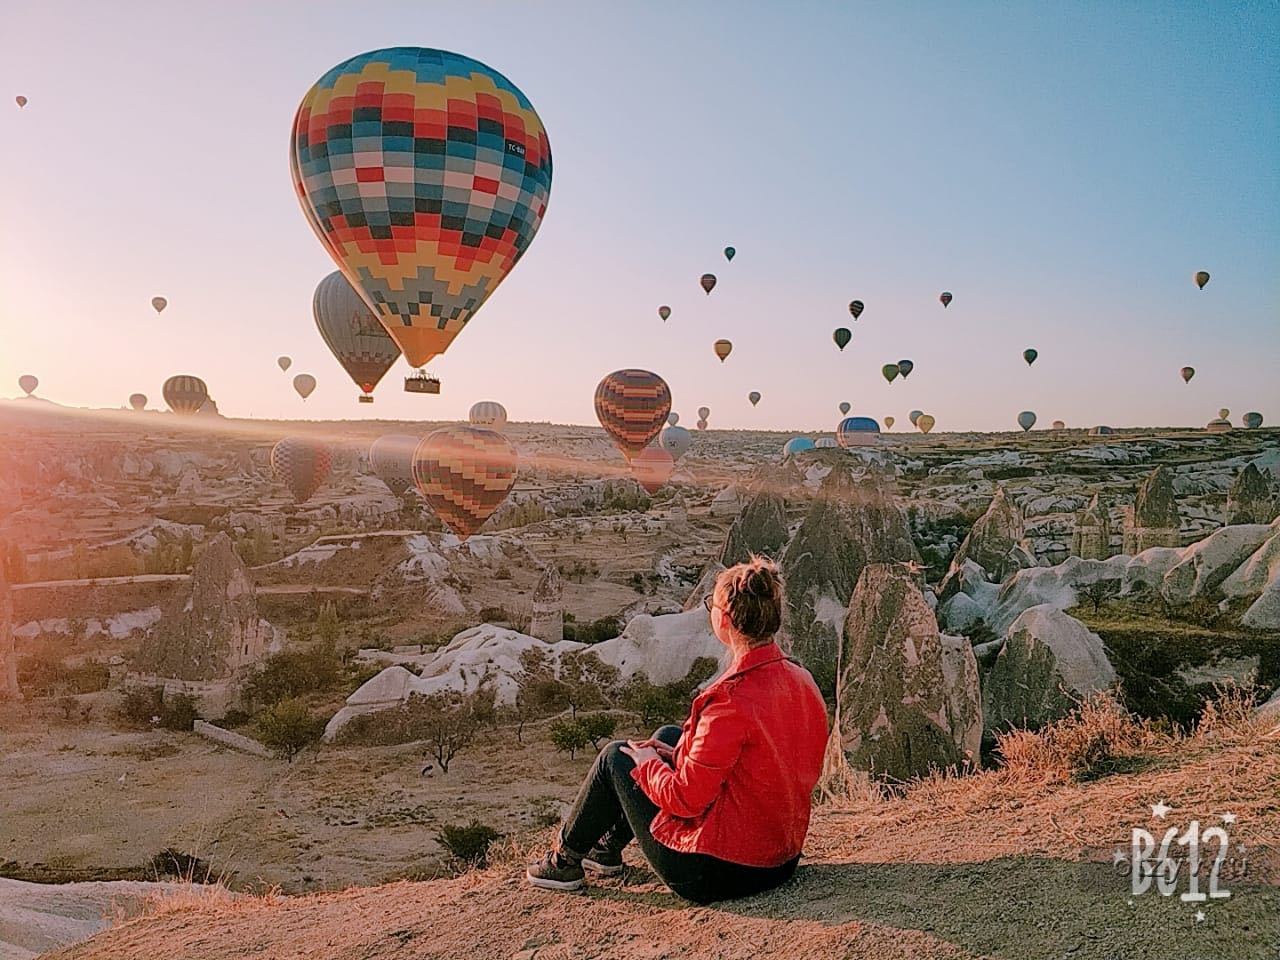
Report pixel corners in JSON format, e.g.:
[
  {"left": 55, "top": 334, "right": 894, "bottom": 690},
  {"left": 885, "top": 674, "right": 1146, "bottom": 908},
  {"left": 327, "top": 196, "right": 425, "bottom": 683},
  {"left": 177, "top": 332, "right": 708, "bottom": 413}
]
[{"left": 702, "top": 595, "right": 717, "bottom": 613}]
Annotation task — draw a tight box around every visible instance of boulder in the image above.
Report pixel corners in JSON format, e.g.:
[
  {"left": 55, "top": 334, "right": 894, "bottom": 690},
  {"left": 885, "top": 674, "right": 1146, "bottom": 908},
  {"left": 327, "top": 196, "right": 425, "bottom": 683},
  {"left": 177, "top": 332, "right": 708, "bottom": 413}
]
[
  {"left": 1221, "top": 524, "right": 1280, "bottom": 600},
  {"left": 1120, "top": 547, "right": 1184, "bottom": 596},
  {"left": 1160, "top": 523, "right": 1274, "bottom": 604},
  {"left": 987, "top": 556, "right": 1130, "bottom": 634},
  {"left": 1226, "top": 463, "right": 1278, "bottom": 525},
  {"left": 936, "top": 559, "right": 1000, "bottom": 634},
  {"left": 827, "top": 564, "right": 980, "bottom": 780},
  {"left": 983, "top": 605, "right": 1117, "bottom": 734},
  {"left": 938, "top": 486, "right": 1034, "bottom": 600}
]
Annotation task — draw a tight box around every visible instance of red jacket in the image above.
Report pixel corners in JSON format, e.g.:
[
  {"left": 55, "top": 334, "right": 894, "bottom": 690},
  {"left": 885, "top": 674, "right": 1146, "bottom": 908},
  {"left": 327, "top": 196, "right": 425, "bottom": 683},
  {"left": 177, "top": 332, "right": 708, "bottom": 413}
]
[{"left": 631, "top": 642, "right": 829, "bottom": 867}]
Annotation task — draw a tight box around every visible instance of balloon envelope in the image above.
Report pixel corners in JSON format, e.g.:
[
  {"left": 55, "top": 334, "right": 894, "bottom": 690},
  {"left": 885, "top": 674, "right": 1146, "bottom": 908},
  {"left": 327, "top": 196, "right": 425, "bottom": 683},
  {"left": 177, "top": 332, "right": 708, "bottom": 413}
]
[
  {"left": 17, "top": 375, "right": 37, "bottom": 396},
  {"left": 839, "top": 402, "right": 851, "bottom": 416},
  {"left": 1180, "top": 366, "right": 1195, "bottom": 383},
  {"left": 833, "top": 328, "right": 852, "bottom": 351},
  {"left": 667, "top": 412, "right": 679, "bottom": 426},
  {"left": 713, "top": 339, "right": 733, "bottom": 362},
  {"left": 151, "top": 297, "right": 167, "bottom": 314},
  {"left": 293, "top": 374, "right": 317, "bottom": 400},
  {"left": 939, "top": 292, "right": 952, "bottom": 307},
  {"left": 723, "top": 246, "right": 735, "bottom": 262},
  {"left": 412, "top": 425, "right": 518, "bottom": 540},
  {"left": 469, "top": 400, "right": 508, "bottom": 430},
  {"left": 15, "top": 96, "right": 27, "bottom": 108},
  {"left": 594, "top": 370, "right": 672, "bottom": 461},
  {"left": 897, "top": 359, "right": 914, "bottom": 378},
  {"left": 815, "top": 437, "right": 838, "bottom": 448},
  {"left": 291, "top": 48, "right": 553, "bottom": 371},
  {"left": 659, "top": 425, "right": 692, "bottom": 461},
  {"left": 278, "top": 356, "right": 292, "bottom": 372},
  {"left": 881, "top": 363, "right": 900, "bottom": 383},
  {"left": 1243, "top": 412, "right": 1263, "bottom": 429},
  {"left": 909, "top": 409, "right": 923, "bottom": 425},
  {"left": 695, "top": 419, "right": 707, "bottom": 431},
  {"left": 1219, "top": 408, "right": 1230, "bottom": 420},
  {"left": 1195, "top": 271, "right": 1210, "bottom": 290},
  {"left": 697, "top": 406, "right": 710, "bottom": 420},
  {"left": 700, "top": 274, "right": 716, "bottom": 294},
  {"left": 884, "top": 416, "right": 895, "bottom": 429},
  {"left": 313, "top": 271, "right": 401, "bottom": 398},
  {"left": 748, "top": 391, "right": 761, "bottom": 406},
  {"left": 658, "top": 305, "right": 671, "bottom": 321},
  {"left": 782, "top": 437, "right": 815, "bottom": 457},
  {"left": 129, "top": 393, "right": 147, "bottom": 411},
  {"left": 837, "top": 416, "right": 880, "bottom": 448},
  {"left": 1023, "top": 349, "right": 1038, "bottom": 366},
  {"left": 632, "top": 446, "right": 675, "bottom": 494},
  {"left": 917, "top": 414, "right": 936, "bottom": 434},
  {"left": 1052, "top": 420, "right": 1066, "bottom": 430},
  {"left": 271, "top": 437, "right": 332, "bottom": 503},
  {"left": 848, "top": 300, "right": 864, "bottom": 320},
  {"left": 162, "top": 375, "right": 208, "bottom": 415},
  {"left": 1017, "top": 410, "right": 1037, "bottom": 432},
  {"left": 369, "top": 434, "right": 420, "bottom": 496}
]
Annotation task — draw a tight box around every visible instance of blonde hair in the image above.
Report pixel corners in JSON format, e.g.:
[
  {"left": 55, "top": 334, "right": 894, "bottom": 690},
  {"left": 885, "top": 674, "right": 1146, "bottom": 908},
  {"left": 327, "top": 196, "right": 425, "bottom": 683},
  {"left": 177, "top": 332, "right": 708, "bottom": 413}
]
[{"left": 714, "top": 556, "right": 784, "bottom": 644}]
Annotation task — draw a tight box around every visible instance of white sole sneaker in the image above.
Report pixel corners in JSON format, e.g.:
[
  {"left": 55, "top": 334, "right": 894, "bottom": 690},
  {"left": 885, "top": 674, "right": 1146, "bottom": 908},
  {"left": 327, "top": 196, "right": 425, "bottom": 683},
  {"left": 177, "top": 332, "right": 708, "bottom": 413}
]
[
  {"left": 525, "top": 870, "right": 584, "bottom": 891},
  {"left": 582, "top": 858, "right": 623, "bottom": 877}
]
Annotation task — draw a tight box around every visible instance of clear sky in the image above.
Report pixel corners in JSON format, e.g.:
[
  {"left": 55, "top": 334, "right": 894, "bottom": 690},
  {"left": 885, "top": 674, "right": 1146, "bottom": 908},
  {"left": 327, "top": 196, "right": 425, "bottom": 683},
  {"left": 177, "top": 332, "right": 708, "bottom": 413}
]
[{"left": 2, "top": 1, "right": 1277, "bottom": 432}]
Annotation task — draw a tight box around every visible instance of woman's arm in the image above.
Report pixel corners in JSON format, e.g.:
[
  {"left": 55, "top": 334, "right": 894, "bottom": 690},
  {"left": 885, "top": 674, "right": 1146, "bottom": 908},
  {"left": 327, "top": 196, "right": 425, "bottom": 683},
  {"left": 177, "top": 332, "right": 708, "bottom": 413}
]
[{"left": 630, "top": 695, "right": 747, "bottom": 819}]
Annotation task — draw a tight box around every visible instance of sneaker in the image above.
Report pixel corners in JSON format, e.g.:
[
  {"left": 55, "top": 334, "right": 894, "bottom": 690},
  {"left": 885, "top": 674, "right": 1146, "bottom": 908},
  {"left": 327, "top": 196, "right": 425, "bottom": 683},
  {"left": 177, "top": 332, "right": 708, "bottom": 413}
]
[
  {"left": 581, "top": 847, "right": 624, "bottom": 877},
  {"left": 525, "top": 850, "right": 584, "bottom": 891}
]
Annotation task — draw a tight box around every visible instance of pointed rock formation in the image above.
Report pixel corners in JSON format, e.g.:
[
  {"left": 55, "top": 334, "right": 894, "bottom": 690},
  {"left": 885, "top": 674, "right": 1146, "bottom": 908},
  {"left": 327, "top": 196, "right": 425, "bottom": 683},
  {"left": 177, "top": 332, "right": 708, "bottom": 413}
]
[
  {"left": 1122, "top": 466, "right": 1181, "bottom": 553},
  {"left": 529, "top": 565, "right": 564, "bottom": 643},
  {"left": 0, "top": 543, "right": 21, "bottom": 701},
  {"left": 1226, "top": 463, "right": 1278, "bottom": 526},
  {"left": 1160, "top": 523, "right": 1274, "bottom": 604},
  {"left": 938, "top": 486, "right": 1035, "bottom": 600},
  {"left": 827, "top": 564, "right": 981, "bottom": 781},
  {"left": 719, "top": 486, "right": 789, "bottom": 567},
  {"left": 1071, "top": 494, "right": 1114, "bottom": 560}
]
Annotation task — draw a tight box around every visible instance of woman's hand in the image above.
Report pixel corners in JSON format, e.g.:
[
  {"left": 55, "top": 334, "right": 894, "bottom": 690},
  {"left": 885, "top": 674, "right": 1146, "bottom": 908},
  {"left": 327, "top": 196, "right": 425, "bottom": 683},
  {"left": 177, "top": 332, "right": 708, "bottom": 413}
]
[
  {"left": 630, "top": 738, "right": 675, "bottom": 760},
  {"left": 620, "top": 742, "right": 666, "bottom": 767}
]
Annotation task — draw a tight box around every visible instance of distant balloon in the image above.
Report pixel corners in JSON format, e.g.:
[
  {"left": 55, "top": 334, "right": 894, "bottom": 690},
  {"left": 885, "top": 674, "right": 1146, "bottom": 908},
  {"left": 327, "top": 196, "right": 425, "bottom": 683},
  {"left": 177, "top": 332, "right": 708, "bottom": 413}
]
[
  {"left": 1243, "top": 412, "right": 1263, "bottom": 429},
  {"left": 837, "top": 416, "right": 880, "bottom": 448},
  {"left": 897, "top": 359, "right": 914, "bottom": 378},
  {"left": 15, "top": 96, "right": 27, "bottom": 108},
  {"left": 291, "top": 48, "right": 553, "bottom": 374},
  {"left": 1052, "top": 420, "right": 1066, "bottom": 431},
  {"left": 881, "top": 363, "right": 900, "bottom": 383},
  {"left": 723, "top": 246, "right": 736, "bottom": 262},
  {"left": 909, "top": 409, "right": 923, "bottom": 425},
  {"left": 469, "top": 400, "right": 508, "bottom": 430},
  {"left": 714, "top": 339, "right": 733, "bottom": 362},
  {"left": 313, "top": 270, "right": 401, "bottom": 401},
  {"left": 748, "top": 391, "right": 761, "bottom": 407},
  {"left": 151, "top": 297, "right": 168, "bottom": 314},
  {"left": 659, "top": 425, "right": 692, "bottom": 461},
  {"left": 917, "top": 414, "right": 936, "bottom": 434},
  {"left": 1180, "top": 366, "right": 1195, "bottom": 383},
  {"left": 271, "top": 437, "right": 332, "bottom": 503},
  {"left": 658, "top": 305, "right": 671, "bottom": 322},
  {"left": 1194, "top": 271, "right": 1210, "bottom": 290},
  {"left": 594, "top": 370, "right": 672, "bottom": 461},
  {"left": 696, "top": 419, "right": 708, "bottom": 431},
  {"left": 697, "top": 406, "right": 711, "bottom": 421},
  {"left": 667, "top": 412, "right": 679, "bottom": 426},
  {"left": 833, "top": 328, "right": 852, "bottom": 351},
  {"left": 1218, "top": 408, "right": 1230, "bottom": 420},
  {"left": 1088, "top": 425, "right": 1114, "bottom": 437},
  {"left": 782, "top": 437, "right": 815, "bottom": 457},
  {"left": 632, "top": 446, "right": 675, "bottom": 494},
  {"left": 17, "top": 375, "right": 37, "bottom": 397},
  {"left": 884, "top": 416, "right": 895, "bottom": 429},
  {"left": 848, "top": 300, "right": 864, "bottom": 320},
  {"left": 369, "top": 434, "right": 420, "bottom": 496},
  {"left": 293, "top": 374, "right": 317, "bottom": 400},
  {"left": 1017, "top": 410, "right": 1037, "bottom": 432},
  {"left": 939, "top": 292, "right": 952, "bottom": 308},
  {"left": 1023, "top": 349, "right": 1038, "bottom": 366},
  {"left": 815, "top": 437, "right": 838, "bottom": 448},
  {"left": 413, "top": 426, "right": 518, "bottom": 540},
  {"left": 162, "top": 375, "right": 208, "bottom": 415},
  {"left": 129, "top": 393, "right": 147, "bottom": 411},
  {"left": 277, "top": 356, "right": 292, "bottom": 373},
  {"left": 839, "top": 402, "right": 852, "bottom": 416},
  {"left": 700, "top": 274, "right": 717, "bottom": 294}
]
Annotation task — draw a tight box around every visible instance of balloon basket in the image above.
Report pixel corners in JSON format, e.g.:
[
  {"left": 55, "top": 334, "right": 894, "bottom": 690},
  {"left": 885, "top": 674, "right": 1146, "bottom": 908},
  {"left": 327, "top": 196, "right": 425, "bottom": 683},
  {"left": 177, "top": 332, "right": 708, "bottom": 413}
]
[
  {"left": 358, "top": 395, "right": 374, "bottom": 404},
  {"left": 405, "top": 373, "right": 440, "bottom": 395}
]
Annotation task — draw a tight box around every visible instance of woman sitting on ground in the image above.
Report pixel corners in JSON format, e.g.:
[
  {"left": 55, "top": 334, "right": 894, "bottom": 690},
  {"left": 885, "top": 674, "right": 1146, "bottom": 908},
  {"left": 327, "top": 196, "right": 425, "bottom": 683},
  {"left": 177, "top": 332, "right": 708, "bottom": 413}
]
[{"left": 527, "top": 557, "right": 829, "bottom": 904}]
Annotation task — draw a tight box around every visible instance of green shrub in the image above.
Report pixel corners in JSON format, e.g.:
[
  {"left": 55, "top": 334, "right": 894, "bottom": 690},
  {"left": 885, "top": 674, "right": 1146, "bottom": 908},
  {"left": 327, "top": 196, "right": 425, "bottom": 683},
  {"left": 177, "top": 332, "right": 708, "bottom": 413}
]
[
  {"left": 579, "top": 712, "right": 618, "bottom": 748},
  {"left": 243, "top": 647, "right": 342, "bottom": 707},
  {"left": 159, "top": 693, "right": 200, "bottom": 731},
  {"left": 256, "top": 697, "right": 325, "bottom": 761},
  {"left": 118, "top": 685, "right": 166, "bottom": 726},
  {"left": 549, "top": 718, "right": 592, "bottom": 759},
  {"left": 436, "top": 821, "right": 501, "bottom": 869}
]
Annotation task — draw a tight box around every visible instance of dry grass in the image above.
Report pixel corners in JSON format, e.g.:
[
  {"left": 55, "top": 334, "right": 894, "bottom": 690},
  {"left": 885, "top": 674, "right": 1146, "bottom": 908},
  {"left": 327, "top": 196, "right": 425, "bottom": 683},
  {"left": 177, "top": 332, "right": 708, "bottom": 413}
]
[{"left": 993, "top": 694, "right": 1158, "bottom": 782}]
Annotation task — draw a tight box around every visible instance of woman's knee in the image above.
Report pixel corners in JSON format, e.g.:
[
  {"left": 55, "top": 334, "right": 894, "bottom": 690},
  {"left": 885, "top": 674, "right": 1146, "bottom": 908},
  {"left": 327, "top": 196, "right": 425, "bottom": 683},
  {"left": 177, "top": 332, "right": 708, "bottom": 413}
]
[{"left": 652, "top": 724, "right": 682, "bottom": 746}]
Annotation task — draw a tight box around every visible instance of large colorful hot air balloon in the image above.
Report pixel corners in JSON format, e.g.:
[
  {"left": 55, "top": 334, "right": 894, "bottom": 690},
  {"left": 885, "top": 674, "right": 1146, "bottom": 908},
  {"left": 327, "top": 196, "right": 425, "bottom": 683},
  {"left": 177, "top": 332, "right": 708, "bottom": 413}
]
[
  {"left": 659, "top": 424, "right": 692, "bottom": 461},
  {"left": 697, "top": 406, "right": 711, "bottom": 421},
  {"left": 271, "top": 437, "right": 333, "bottom": 503},
  {"left": 1023, "top": 349, "right": 1038, "bottom": 366},
  {"left": 15, "top": 96, "right": 27, "bottom": 109},
  {"left": 839, "top": 401, "right": 851, "bottom": 416},
  {"left": 782, "top": 437, "right": 814, "bottom": 457},
  {"left": 881, "top": 363, "right": 900, "bottom": 383},
  {"left": 939, "top": 292, "right": 952, "bottom": 308},
  {"left": 369, "top": 434, "right": 420, "bottom": 496},
  {"left": 151, "top": 297, "right": 168, "bottom": 314},
  {"left": 293, "top": 374, "right": 317, "bottom": 400},
  {"left": 833, "top": 328, "right": 852, "bottom": 351},
  {"left": 1180, "top": 366, "right": 1195, "bottom": 383},
  {"left": 667, "top": 412, "right": 679, "bottom": 426},
  {"left": 884, "top": 416, "right": 895, "bottom": 429},
  {"left": 469, "top": 400, "right": 508, "bottom": 430},
  {"left": 162, "top": 375, "right": 208, "bottom": 415},
  {"left": 1243, "top": 412, "right": 1263, "bottom": 429},
  {"left": 897, "top": 359, "right": 914, "bottom": 378},
  {"left": 17, "top": 375, "right": 37, "bottom": 397},
  {"left": 700, "top": 274, "right": 717, "bottom": 294},
  {"left": 848, "top": 300, "right": 864, "bottom": 320},
  {"left": 1017, "top": 410, "right": 1037, "bottom": 432},
  {"left": 713, "top": 339, "right": 733, "bottom": 362},
  {"left": 658, "top": 305, "right": 671, "bottom": 322},
  {"left": 1194, "top": 271, "right": 1210, "bottom": 290},
  {"left": 917, "top": 414, "right": 936, "bottom": 434},
  {"left": 313, "top": 270, "right": 402, "bottom": 402},
  {"left": 748, "top": 391, "right": 761, "bottom": 407},
  {"left": 723, "top": 246, "right": 736, "bottom": 262},
  {"left": 837, "top": 416, "right": 880, "bottom": 448},
  {"left": 129, "top": 393, "right": 147, "bottom": 411},
  {"left": 632, "top": 446, "right": 675, "bottom": 494},
  {"left": 277, "top": 356, "right": 292, "bottom": 372},
  {"left": 291, "top": 48, "right": 553, "bottom": 381},
  {"left": 412, "top": 425, "right": 517, "bottom": 540},
  {"left": 909, "top": 409, "right": 923, "bottom": 425},
  {"left": 594, "top": 370, "right": 672, "bottom": 461}
]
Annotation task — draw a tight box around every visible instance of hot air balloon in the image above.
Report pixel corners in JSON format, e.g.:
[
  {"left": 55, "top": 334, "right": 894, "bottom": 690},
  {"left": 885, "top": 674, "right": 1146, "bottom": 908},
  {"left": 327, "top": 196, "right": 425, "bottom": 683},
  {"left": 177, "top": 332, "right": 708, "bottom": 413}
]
[
  {"left": 713, "top": 339, "right": 733, "bottom": 362},
  {"left": 1218, "top": 408, "right": 1230, "bottom": 420},
  {"left": 1206, "top": 418, "right": 1232, "bottom": 433},
  {"left": 15, "top": 96, "right": 27, "bottom": 109},
  {"left": 313, "top": 270, "right": 402, "bottom": 402},
  {"left": 412, "top": 425, "right": 518, "bottom": 540},
  {"left": 469, "top": 400, "right": 508, "bottom": 430},
  {"left": 658, "top": 305, "right": 671, "bottom": 322},
  {"left": 162, "top": 375, "right": 208, "bottom": 415},
  {"left": 782, "top": 437, "right": 815, "bottom": 457},
  {"left": 696, "top": 419, "right": 708, "bottom": 431},
  {"left": 659, "top": 425, "right": 692, "bottom": 461},
  {"left": 833, "top": 328, "right": 852, "bottom": 351},
  {"left": 939, "top": 292, "right": 952, "bottom": 308},
  {"left": 1017, "top": 411, "right": 1037, "bottom": 432},
  {"left": 271, "top": 437, "right": 333, "bottom": 503},
  {"left": 723, "top": 246, "right": 735, "bottom": 262},
  {"left": 1023, "top": 349, "right": 1038, "bottom": 367},
  {"left": 632, "top": 446, "right": 675, "bottom": 494},
  {"left": 1194, "top": 271, "right": 1210, "bottom": 290},
  {"left": 909, "top": 409, "right": 923, "bottom": 425},
  {"left": 700, "top": 273, "right": 717, "bottom": 294},
  {"left": 594, "top": 370, "right": 672, "bottom": 461},
  {"left": 1180, "top": 366, "right": 1195, "bottom": 383},
  {"left": 17, "top": 375, "right": 37, "bottom": 397},
  {"left": 884, "top": 416, "right": 895, "bottom": 429},
  {"left": 748, "top": 391, "right": 761, "bottom": 407},
  {"left": 277, "top": 356, "right": 292, "bottom": 372},
  {"left": 1243, "top": 412, "right": 1263, "bottom": 429},
  {"left": 291, "top": 48, "right": 553, "bottom": 386},
  {"left": 897, "top": 359, "right": 914, "bottom": 378},
  {"left": 1052, "top": 420, "right": 1066, "bottom": 431},
  {"left": 881, "top": 363, "right": 900, "bottom": 383},
  {"left": 839, "top": 402, "right": 852, "bottom": 416},
  {"left": 293, "top": 374, "right": 317, "bottom": 400},
  {"left": 698, "top": 406, "right": 711, "bottom": 421},
  {"left": 667, "top": 412, "right": 679, "bottom": 426},
  {"left": 151, "top": 297, "right": 167, "bottom": 314},
  {"left": 815, "top": 437, "right": 838, "bottom": 448},
  {"left": 1088, "top": 425, "right": 1114, "bottom": 437},
  {"left": 369, "top": 434, "right": 420, "bottom": 496},
  {"left": 917, "top": 414, "right": 936, "bottom": 434},
  {"left": 848, "top": 300, "right": 864, "bottom": 320},
  {"left": 129, "top": 393, "right": 147, "bottom": 411},
  {"left": 837, "top": 416, "right": 880, "bottom": 448}
]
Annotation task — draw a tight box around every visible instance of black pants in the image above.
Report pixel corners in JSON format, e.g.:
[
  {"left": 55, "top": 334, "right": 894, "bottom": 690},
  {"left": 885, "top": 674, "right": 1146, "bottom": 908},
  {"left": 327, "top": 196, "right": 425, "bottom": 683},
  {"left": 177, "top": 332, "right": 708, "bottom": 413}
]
[{"left": 560, "top": 724, "right": 799, "bottom": 905}]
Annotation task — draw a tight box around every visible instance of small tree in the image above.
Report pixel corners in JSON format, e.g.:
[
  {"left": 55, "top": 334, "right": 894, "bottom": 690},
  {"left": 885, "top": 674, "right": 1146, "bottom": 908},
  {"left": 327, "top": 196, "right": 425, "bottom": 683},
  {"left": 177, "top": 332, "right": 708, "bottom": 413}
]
[
  {"left": 257, "top": 697, "right": 325, "bottom": 761},
  {"left": 559, "top": 651, "right": 619, "bottom": 719},
  {"left": 405, "top": 686, "right": 495, "bottom": 773},
  {"left": 579, "top": 712, "right": 618, "bottom": 748},
  {"left": 315, "top": 600, "right": 342, "bottom": 646},
  {"left": 549, "top": 717, "right": 592, "bottom": 759}
]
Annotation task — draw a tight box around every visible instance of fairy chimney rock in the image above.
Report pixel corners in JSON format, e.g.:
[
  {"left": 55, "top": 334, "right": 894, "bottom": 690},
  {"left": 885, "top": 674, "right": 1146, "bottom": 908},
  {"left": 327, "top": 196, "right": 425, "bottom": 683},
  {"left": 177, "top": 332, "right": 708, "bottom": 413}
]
[
  {"left": 1123, "top": 466, "right": 1182, "bottom": 553},
  {"left": 1072, "top": 494, "right": 1114, "bottom": 560},
  {"left": 1226, "top": 463, "right": 1278, "bottom": 526},
  {"left": 529, "top": 564, "right": 564, "bottom": 643}
]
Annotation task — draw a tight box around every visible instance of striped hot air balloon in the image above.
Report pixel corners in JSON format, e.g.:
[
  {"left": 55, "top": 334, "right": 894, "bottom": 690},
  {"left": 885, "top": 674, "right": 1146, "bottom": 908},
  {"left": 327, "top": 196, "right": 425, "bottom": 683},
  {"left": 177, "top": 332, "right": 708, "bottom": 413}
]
[
  {"left": 369, "top": 434, "right": 420, "bottom": 496},
  {"left": 700, "top": 274, "right": 717, "bottom": 294},
  {"left": 837, "top": 416, "right": 880, "bottom": 448},
  {"left": 469, "top": 400, "right": 508, "bottom": 430},
  {"left": 714, "top": 339, "right": 733, "bottom": 362},
  {"left": 594, "top": 370, "right": 672, "bottom": 461},
  {"left": 162, "top": 375, "right": 208, "bottom": 415},
  {"left": 848, "top": 300, "right": 864, "bottom": 320},
  {"left": 271, "top": 437, "right": 333, "bottom": 503},
  {"left": 815, "top": 437, "right": 838, "bottom": 448},
  {"left": 412, "top": 425, "right": 518, "bottom": 540},
  {"left": 632, "top": 446, "right": 675, "bottom": 494},
  {"left": 834, "top": 328, "right": 852, "bottom": 351}
]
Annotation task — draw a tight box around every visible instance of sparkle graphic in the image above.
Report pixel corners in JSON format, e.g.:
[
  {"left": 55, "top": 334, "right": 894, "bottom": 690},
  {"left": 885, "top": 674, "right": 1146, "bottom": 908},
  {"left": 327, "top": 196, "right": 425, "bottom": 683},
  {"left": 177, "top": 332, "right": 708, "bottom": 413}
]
[
  {"left": 1194, "top": 910, "right": 1206, "bottom": 923},
  {"left": 1222, "top": 812, "right": 1237, "bottom": 824},
  {"left": 1151, "top": 802, "right": 1172, "bottom": 819}
]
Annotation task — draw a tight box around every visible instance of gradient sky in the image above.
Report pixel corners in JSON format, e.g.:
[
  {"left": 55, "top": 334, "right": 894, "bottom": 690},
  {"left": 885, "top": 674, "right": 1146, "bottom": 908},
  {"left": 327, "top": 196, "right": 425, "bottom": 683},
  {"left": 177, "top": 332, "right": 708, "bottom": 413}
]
[{"left": 2, "top": 1, "right": 1277, "bottom": 432}]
